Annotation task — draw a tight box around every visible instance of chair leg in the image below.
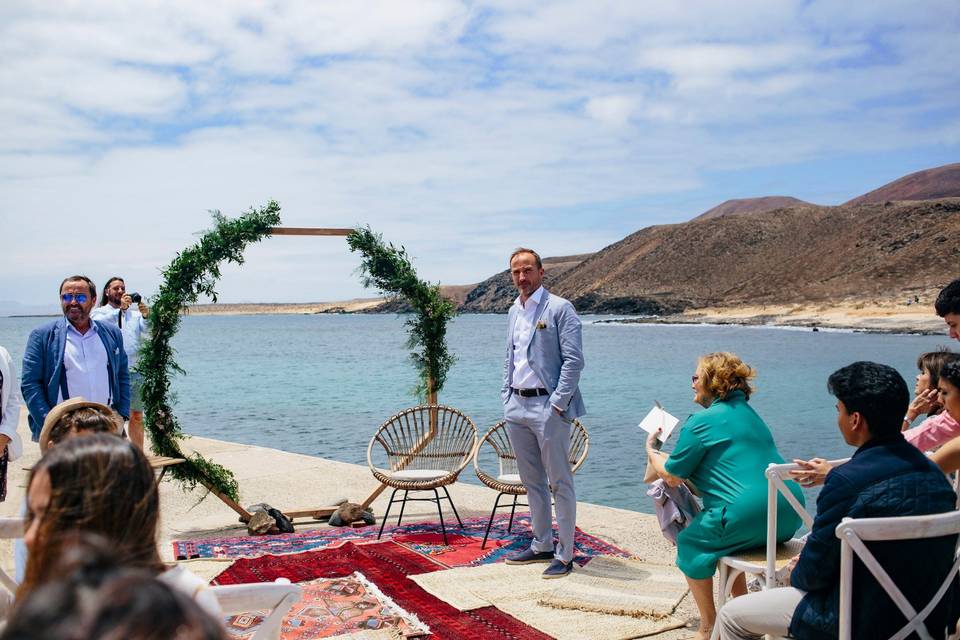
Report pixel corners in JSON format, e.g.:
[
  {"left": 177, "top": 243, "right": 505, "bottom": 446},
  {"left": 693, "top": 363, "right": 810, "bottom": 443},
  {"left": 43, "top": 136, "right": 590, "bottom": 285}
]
[
  {"left": 508, "top": 494, "right": 519, "bottom": 533},
  {"left": 482, "top": 493, "right": 506, "bottom": 550},
  {"left": 433, "top": 488, "right": 448, "bottom": 545},
  {"left": 378, "top": 489, "right": 398, "bottom": 540},
  {"left": 441, "top": 485, "right": 463, "bottom": 528},
  {"left": 396, "top": 490, "right": 409, "bottom": 525}
]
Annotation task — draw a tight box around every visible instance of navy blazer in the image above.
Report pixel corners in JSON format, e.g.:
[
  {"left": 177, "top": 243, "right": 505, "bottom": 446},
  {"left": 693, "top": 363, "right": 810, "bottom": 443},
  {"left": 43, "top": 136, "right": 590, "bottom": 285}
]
[
  {"left": 501, "top": 288, "right": 586, "bottom": 419},
  {"left": 21, "top": 317, "right": 130, "bottom": 440},
  {"left": 789, "top": 434, "right": 958, "bottom": 639}
]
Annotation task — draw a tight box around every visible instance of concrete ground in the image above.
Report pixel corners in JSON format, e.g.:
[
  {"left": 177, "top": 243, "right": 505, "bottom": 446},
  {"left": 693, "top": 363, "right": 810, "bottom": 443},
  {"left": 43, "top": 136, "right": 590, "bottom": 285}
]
[{"left": 0, "top": 409, "right": 701, "bottom": 638}]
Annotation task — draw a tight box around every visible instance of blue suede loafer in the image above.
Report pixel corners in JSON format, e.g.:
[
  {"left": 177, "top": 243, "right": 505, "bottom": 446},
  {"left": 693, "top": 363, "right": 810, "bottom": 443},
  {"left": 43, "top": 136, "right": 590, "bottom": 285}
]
[
  {"left": 541, "top": 559, "right": 573, "bottom": 579},
  {"left": 504, "top": 548, "right": 555, "bottom": 565}
]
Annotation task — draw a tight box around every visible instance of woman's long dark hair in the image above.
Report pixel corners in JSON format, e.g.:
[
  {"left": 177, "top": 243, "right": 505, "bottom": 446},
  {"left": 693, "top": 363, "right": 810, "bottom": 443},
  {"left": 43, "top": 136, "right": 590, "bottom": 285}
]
[{"left": 19, "top": 434, "right": 163, "bottom": 600}]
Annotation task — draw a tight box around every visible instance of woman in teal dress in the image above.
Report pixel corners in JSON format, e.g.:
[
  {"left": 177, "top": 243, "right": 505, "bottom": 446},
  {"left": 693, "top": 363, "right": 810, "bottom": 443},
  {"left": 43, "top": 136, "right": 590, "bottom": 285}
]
[{"left": 646, "top": 352, "right": 804, "bottom": 640}]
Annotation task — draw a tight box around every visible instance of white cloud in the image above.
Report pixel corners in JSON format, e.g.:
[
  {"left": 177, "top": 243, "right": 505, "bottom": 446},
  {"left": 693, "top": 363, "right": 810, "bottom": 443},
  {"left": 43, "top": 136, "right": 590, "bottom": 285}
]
[{"left": 0, "top": 0, "right": 957, "bottom": 305}]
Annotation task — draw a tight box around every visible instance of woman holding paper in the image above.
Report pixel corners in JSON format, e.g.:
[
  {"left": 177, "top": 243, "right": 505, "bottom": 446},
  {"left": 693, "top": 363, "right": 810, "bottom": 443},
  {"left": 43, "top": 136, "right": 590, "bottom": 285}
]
[{"left": 646, "top": 352, "right": 804, "bottom": 640}]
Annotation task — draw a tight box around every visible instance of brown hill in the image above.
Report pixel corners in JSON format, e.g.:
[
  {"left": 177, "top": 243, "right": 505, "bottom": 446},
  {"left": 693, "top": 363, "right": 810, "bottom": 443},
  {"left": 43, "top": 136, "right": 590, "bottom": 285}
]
[
  {"left": 461, "top": 199, "right": 960, "bottom": 313},
  {"left": 845, "top": 163, "right": 960, "bottom": 205},
  {"left": 692, "top": 196, "right": 812, "bottom": 221},
  {"left": 459, "top": 254, "right": 593, "bottom": 313}
]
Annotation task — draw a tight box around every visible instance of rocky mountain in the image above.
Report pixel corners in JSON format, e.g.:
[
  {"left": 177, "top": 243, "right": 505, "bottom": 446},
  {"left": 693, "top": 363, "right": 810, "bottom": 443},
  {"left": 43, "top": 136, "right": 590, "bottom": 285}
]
[
  {"left": 455, "top": 163, "right": 960, "bottom": 314},
  {"left": 845, "top": 163, "right": 960, "bottom": 205},
  {"left": 692, "top": 196, "right": 812, "bottom": 221},
  {"left": 459, "top": 199, "right": 960, "bottom": 313},
  {"left": 458, "top": 254, "right": 592, "bottom": 313}
]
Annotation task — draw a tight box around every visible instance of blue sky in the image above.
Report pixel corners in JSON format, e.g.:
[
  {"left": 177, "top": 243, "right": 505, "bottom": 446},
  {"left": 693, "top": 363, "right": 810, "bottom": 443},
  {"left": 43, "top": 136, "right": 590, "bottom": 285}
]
[{"left": 1, "top": 0, "right": 958, "bottom": 306}]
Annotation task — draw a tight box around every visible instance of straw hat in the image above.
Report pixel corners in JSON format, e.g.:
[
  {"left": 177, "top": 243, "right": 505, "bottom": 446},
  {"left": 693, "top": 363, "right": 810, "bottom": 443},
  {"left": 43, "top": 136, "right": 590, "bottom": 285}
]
[{"left": 39, "top": 397, "right": 123, "bottom": 451}]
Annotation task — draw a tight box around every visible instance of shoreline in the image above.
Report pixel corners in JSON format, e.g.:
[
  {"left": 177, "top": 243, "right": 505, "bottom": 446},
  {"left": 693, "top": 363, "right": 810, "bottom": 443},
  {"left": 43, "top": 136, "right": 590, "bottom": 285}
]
[{"left": 594, "top": 302, "right": 947, "bottom": 336}]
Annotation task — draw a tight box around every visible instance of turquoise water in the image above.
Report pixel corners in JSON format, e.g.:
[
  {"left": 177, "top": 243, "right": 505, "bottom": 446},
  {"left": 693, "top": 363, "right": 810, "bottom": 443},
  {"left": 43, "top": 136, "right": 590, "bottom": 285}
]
[{"left": 0, "top": 314, "right": 949, "bottom": 513}]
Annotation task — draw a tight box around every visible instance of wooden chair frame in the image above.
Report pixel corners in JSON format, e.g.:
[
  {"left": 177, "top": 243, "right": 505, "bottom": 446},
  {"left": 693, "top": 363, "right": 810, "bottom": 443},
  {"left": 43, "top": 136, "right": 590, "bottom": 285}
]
[
  {"left": 0, "top": 517, "right": 25, "bottom": 596},
  {"left": 837, "top": 511, "right": 960, "bottom": 640},
  {"left": 715, "top": 459, "right": 849, "bottom": 606},
  {"left": 366, "top": 405, "right": 477, "bottom": 544},
  {"left": 473, "top": 419, "right": 589, "bottom": 548}
]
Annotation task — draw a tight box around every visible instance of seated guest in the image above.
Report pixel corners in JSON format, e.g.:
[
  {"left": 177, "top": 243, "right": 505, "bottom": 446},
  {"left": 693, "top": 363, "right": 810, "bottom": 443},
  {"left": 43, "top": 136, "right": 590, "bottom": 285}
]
[
  {"left": 717, "top": 361, "right": 959, "bottom": 640},
  {"left": 903, "top": 350, "right": 960, "bottom": 451},
  {"left": 937, "top": 278, "right": 960, "bottom": 341},
  {"left": 39, "top": 396, "right": 123, "bottom": 451},
  {"left": 646, "top": 352, "right": 804, "bottom": 640},
  {"left": 930, "top": 361, "right": 960, "bottom": 473},
  {"left": 12, "top": 396, "right": 124, "bottom": 585},
  {"left": 18, "top": 434, "right": 220, "bottom": 618},
  {"left": 2, "top": 538, "right": 224, "bottom": 640}
]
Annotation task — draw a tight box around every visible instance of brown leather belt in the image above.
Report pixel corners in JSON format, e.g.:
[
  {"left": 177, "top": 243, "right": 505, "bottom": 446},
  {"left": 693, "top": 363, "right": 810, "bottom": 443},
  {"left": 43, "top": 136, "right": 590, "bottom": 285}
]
[{"left": 512, "top": 387, "right": 549, "bottom": 397}]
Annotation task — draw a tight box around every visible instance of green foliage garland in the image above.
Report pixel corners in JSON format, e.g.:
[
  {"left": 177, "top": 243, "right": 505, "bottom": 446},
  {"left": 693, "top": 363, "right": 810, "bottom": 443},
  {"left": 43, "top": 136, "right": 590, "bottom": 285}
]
[
  {"left": 140, "top": 202, "right": 282, "bottom": 501},
  {"left": 347, "top": 227, "right": 457, "bottom": 398}
]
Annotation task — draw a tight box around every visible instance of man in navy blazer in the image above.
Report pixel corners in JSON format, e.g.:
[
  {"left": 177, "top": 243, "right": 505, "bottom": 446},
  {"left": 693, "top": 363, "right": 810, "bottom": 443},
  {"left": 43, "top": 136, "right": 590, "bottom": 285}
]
[
  {"left": 501, "top": 248, "right": 585, "bottom": 579},
  {"left": 21, "top": 275, "right": 130, "bottom": 442}
]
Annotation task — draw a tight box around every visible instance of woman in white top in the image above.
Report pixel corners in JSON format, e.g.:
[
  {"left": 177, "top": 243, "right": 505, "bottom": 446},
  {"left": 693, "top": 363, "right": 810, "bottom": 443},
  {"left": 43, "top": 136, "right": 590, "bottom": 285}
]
[{"left": 18, "top": 433, "right": 220, "bottom": 618}]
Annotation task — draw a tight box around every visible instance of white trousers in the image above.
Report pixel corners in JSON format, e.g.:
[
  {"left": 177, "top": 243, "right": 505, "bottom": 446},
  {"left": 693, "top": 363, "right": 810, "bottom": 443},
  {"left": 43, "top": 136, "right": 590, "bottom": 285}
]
[
  {"left": 717, "top": 587, "right": 805, "bottom": 640},
  {"left": 504, "top": 392, "right": 576, "bottom": 563}
]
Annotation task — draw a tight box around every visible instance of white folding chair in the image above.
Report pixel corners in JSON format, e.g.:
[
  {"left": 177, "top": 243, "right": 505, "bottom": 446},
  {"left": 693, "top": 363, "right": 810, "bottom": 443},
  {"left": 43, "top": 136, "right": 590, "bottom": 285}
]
[
  {"left": 837, "top": 511, "right": 960, "bottom": 640},
  {"left": 211, "top": 582, "right": 302, "bottom": 640},
  {"left": 0, "top": 517, "right": 25, "bottom": 596},
  {"left": 716, "top": 459, "right": 849, "bottom": 606}
]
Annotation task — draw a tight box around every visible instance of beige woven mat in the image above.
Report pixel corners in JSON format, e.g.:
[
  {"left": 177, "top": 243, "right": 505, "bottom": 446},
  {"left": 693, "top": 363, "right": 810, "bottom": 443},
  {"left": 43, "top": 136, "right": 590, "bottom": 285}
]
[
  {"left": 409, "top": 562, "right": 545, "bottom": 611},
  {"left": 538, "top": 555, "right": 688, "bottom": 618},
  {"left": 473, "top": 588, "right": 687, "bottom": 640}
]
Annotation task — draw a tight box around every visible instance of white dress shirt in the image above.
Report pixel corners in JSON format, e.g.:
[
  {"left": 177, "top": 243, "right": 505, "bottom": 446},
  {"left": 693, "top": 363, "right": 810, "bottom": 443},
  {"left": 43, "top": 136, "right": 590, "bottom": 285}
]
[
  {"left": 511, "top": 286, "right": 546, "bottom": 390},
  {"left": 61, "top": 322, "right": 111, "bottom": 406},
  {"left": 91, "top": 304, "right": 147, "bottom": 367}
]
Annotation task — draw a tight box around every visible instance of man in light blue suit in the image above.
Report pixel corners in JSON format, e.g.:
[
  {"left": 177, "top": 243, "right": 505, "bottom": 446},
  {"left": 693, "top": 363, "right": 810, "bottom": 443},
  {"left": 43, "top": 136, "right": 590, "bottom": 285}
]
[
  {"left": 21, "top": 275, "right": 129, "bottom": 442},
  {"left": 501, "top": 248, "right": 585, "bottom": 578}
]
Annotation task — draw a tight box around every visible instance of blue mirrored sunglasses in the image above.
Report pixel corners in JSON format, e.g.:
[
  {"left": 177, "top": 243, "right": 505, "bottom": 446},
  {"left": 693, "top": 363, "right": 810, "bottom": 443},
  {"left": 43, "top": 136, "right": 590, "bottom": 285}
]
[{"left": 61, "top": 293, "right": 88, "bottom": 304}]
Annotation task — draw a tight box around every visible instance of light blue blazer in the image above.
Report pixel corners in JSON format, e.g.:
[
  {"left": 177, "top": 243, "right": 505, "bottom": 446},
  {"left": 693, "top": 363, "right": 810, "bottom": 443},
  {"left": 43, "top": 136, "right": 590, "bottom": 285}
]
[
  {"left": 21, "top": 317, "right": 130, "bottom": 441},
  {"left": 501, "top": 289, "right": 586, "bottom": 419}
]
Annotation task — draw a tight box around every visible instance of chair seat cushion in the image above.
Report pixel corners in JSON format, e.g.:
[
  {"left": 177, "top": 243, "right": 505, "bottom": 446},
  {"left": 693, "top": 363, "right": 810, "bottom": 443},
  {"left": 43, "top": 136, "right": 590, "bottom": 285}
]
[
  {"left": 389, "top": 469, "right": 450, "bottom": 481},
  {"left": 497, "top": 473, "right": 523, "bottom": 484}
]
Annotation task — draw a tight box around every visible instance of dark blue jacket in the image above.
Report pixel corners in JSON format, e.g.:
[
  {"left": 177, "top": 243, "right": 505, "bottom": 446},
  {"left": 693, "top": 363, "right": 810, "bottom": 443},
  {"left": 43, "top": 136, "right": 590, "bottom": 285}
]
[
  {"left": 21, "top": 317, "right": 130, "bottom": 440},
  {"left": 789, "top": 434, "right": 958, "bottom": 639}
]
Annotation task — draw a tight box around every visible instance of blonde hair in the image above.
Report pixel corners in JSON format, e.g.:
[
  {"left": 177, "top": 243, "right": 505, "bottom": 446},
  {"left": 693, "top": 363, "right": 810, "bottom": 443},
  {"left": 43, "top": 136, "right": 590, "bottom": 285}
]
[{"left": 697, "top": 352, "right": 756, "bottom": 400}]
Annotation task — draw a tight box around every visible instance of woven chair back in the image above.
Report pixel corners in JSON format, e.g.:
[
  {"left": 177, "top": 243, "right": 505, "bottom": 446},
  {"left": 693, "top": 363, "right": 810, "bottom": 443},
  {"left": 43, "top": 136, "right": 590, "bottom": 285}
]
[{"left": 370, "top": 404, "right": 477, "bottom": 475}]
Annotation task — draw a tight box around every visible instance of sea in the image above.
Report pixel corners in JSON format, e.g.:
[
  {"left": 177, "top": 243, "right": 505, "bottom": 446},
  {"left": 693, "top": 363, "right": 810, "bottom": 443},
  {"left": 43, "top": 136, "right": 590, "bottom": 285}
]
[{"left": 0, "top": 314, "right": 951, "bottom": 514}]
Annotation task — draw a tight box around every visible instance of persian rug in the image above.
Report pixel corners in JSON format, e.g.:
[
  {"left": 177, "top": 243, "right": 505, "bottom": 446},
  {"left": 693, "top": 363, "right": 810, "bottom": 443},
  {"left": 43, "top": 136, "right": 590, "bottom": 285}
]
[
  {"left": 537, "top": 556, "right": 689, "bottom": 618},
  {"left": 223, "top": 571, "right": 429, "bottom": 640},
  {"left": 174, "top": 513, "right": 629, "bottom": 566},
  {"left": 214, "top": 541, "right": 553, "bottom": 640}
]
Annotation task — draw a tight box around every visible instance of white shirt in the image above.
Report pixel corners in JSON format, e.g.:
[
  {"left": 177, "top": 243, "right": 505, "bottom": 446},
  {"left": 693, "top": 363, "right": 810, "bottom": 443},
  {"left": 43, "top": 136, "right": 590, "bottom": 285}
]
[
  {"left": 61, "top": 322, "right": 111, "bottom": 406},
  {"left": 91, "top": 304, "right": 147, "bottom": 367},
  {"left": 511, "top": 286, "right": 545, "bottom": 390}
]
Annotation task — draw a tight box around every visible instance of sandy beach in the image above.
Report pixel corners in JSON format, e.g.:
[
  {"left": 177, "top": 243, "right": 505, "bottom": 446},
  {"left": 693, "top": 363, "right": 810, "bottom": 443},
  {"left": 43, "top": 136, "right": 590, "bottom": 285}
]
[{"left": 611, "top": 301, "right": 948, "bottom": 335}]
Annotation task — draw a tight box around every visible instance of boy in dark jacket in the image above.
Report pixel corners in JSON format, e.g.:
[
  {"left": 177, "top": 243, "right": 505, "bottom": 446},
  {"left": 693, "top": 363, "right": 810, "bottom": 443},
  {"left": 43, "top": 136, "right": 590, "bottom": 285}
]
[{"left": 717, "top": 361, "right": 958, "bottom": 640}]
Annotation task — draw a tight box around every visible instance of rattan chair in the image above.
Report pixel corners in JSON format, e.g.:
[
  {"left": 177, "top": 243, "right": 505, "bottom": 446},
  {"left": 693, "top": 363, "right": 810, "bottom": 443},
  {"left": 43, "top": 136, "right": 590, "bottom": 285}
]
[
  {"left": 473, "top": 419, "right": 589, "bottom": 548},
  {"left": 367, "top": 405, "right": 478, "bottom": 544}
]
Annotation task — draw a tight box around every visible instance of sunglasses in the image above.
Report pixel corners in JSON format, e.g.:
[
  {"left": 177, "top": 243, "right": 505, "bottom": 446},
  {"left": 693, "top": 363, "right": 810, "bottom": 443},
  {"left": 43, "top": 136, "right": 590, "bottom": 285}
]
[
  {"left": 691, "top": 375, "right": 700, "bottom": 383},
  {"left": 61, "top": 293, "right": 88, "bottom": 304}
]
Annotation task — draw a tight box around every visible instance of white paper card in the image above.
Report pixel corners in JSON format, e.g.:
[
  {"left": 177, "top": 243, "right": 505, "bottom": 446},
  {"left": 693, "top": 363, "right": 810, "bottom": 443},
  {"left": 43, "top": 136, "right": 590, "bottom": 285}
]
[{"left": 638, "top": 405, "right": 680, "bottom": 443}]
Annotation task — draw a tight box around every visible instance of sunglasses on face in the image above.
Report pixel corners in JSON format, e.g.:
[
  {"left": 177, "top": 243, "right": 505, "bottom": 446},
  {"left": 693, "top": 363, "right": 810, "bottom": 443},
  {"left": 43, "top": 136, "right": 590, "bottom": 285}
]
[
  {"left": 61, "top": 293, "right": 88, "bottom": 304},
  {"left": 691, "top": 375, "right": 700, "bottom": 383}
]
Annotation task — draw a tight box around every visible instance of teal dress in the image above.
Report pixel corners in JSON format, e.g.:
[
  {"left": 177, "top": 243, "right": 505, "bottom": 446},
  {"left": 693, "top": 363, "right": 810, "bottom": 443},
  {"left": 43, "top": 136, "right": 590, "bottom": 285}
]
[{"left": 663, "top": 390, "right": 804, "bottom": 580}]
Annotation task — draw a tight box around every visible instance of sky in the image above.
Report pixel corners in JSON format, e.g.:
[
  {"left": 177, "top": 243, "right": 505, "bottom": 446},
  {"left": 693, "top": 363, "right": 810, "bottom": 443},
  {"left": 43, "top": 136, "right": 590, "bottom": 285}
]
[{"left": 1, "top": 0, "right": 959, "bottom": 308}]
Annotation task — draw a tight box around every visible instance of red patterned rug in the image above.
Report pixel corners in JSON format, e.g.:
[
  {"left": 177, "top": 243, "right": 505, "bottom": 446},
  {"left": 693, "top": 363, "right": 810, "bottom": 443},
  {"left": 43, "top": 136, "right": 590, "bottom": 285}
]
[
  {"left": 215, "top": 541, "right": 552, "bottom": 640},
  {"left": 224, "top": 572, "right": 428, "bottom": 640}
]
